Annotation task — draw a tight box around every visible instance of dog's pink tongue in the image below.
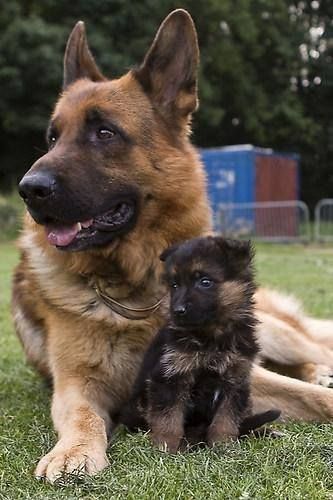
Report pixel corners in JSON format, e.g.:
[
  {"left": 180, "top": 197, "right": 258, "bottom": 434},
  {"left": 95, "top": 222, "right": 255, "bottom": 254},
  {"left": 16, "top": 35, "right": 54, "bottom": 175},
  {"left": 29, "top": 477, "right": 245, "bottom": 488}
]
[{"left": 46, "top": 223, "right": 80, "bottom": 247}]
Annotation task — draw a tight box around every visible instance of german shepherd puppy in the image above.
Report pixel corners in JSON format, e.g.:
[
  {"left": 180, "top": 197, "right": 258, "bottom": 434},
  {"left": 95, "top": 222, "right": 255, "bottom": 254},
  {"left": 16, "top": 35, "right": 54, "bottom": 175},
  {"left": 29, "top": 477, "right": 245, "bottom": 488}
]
[
  {"left": 120, "top": 236, "right": 280, "bottom": 452},
  {"left": 120, "top": 237, "right": 279, "bottom": 451},
  {"left": 12, "top": 9, "right": 333, "bottom": 483}
]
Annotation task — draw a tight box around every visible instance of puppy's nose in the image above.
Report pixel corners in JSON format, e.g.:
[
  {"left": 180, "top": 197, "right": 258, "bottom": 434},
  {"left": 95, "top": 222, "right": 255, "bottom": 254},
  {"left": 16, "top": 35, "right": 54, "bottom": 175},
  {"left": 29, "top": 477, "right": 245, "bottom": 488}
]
[
  {"left": 18, "top": 172, "right": 56, "bottom": 204},
  {"left": 174, "top": 304, "right": 187, "bottom": 317}
]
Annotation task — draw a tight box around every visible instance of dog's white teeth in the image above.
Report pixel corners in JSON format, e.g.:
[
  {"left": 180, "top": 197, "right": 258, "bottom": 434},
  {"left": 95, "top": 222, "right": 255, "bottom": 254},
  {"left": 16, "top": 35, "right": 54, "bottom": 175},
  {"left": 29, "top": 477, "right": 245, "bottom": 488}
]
[
  {"left": 81, "top": 219, "right": 94, "bottom": 228},
  {"left": 77, "top": 223, "right": 82, "bottom": 231}
]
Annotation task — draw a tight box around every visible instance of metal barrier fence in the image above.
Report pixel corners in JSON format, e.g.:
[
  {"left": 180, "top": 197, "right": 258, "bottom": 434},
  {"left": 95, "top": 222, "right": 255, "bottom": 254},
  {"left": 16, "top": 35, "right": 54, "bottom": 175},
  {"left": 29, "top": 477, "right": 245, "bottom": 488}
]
[
  {"left": 216, "top": 201, "right": 311, "bottom": 242},
  {"left": 314, "top": 199, "right": 333, "bottom": 242}
]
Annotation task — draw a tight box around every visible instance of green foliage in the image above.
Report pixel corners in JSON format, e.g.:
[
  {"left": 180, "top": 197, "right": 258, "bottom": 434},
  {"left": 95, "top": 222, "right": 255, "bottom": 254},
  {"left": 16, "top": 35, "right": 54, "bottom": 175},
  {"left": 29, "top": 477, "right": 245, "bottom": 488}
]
[
  {"left": 295, "top": 0, "right": 333, "bottom": 207},
  {"left": 0, "top": 1, "right": 331, "bottom": 204}
]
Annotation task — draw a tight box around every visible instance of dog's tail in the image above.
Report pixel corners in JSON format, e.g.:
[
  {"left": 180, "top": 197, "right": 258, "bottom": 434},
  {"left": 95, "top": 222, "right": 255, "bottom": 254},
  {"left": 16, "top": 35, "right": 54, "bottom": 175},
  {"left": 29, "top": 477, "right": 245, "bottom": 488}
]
[{"left": 239, "top": 409, "right": 281, "bottom": 436}]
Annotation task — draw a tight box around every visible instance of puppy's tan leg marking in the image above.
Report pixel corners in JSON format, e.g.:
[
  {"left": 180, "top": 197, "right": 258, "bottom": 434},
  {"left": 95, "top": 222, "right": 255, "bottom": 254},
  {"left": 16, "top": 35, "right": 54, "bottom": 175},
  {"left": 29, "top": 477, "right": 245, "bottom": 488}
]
[
  {"left": 251, "top": 365, "right": 333, "bottom": 422},
  {"left": 207, "top": 399, "right": 239, "bottom": 445},
  {"left": 148, "top": 404, "right": 184, "bottom": 454}
]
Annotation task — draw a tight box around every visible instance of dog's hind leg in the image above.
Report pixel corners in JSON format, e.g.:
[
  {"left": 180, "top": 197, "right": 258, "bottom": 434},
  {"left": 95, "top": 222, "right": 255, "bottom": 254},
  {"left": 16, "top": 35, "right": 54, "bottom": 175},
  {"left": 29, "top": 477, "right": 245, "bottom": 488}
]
[
  {"left": 251, "top": 365, "right": 333, "bottom": 422},
  {"left": 303, "top": 317, "right": 333, "bottom": 349},
  {"left": 256, "top": 311, "right": 333, "bottom": 369},
  {"left": 255, "top": 288, "right": 333, "bottom": 369}
]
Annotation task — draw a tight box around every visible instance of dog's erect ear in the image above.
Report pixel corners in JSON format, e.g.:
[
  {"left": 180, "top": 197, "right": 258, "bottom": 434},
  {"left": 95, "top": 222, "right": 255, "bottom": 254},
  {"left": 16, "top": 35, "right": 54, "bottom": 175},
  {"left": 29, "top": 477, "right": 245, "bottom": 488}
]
[
  {"left": 63, "top": 21, "right": 105, "bottom": 89},
  {"left": 134, "top": 9, "right": 199, "bottom": 119},
  {"left": 160, "top": 243, "right": 180, "bottom": 262},
  {"left": 215, "top": 238, "right": 254, "bottom": 270}
]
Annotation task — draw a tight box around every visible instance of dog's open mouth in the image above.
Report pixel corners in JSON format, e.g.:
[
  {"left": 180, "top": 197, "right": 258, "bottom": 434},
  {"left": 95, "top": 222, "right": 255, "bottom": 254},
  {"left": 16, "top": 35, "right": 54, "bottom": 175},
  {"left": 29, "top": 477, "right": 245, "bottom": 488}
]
[{"left": 45, "top": 202, "right": 136, "bottom": 251}]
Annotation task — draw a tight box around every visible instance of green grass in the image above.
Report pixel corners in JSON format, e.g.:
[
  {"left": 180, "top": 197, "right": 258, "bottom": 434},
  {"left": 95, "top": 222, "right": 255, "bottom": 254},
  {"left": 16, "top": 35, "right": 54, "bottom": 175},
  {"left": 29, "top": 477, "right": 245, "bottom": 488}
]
[
  {"left": 0, "top": 193, "right": 24, "bottom": 241},
  {"left": 1, "top": 241, "right": 333, "bottom": 499}
]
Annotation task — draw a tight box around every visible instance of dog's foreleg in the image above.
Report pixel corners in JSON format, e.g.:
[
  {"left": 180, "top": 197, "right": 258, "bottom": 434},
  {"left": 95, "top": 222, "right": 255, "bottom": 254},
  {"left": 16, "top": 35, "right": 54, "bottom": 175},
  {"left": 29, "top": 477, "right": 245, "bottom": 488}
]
[
  {"left": 35, "top": 376, "right": 110, "bottom": 483},
  {"left": 146, "top": 380, "right": 185, "bottom": 453},
  {"left": 33, "top": 315, "right": 121, "bottom": 483},
  {"left": 207, "top": 397, "right": 240, "bottom": 445},
  {"left": 256, "top": 311, "right": 333, "bottom": 367},
  {"left": 148, "top": 406, "right": 184, "bottom": 453}
]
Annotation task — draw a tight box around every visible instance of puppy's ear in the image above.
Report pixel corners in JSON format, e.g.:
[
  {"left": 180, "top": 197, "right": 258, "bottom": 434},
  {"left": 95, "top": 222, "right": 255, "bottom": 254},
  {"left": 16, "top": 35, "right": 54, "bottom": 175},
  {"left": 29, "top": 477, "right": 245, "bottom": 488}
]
[
  {"left": 215, "top": 238, "right": 254, "bottom": 269},
  {"left": 134, "top": 9, "right": 199, "bottom": 123},
  {"left": 160, "top": 243, "right": 180, "bottom": 262},
  {"left": 63, "top": 21, "right": 105, "bottom": 89}
]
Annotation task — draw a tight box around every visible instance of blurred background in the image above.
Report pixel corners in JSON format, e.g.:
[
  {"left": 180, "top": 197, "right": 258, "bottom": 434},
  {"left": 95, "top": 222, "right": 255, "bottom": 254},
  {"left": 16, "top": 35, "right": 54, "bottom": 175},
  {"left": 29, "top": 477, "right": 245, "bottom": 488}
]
[{"left": 0, "top": 0, "right": 332, "bottom": 240}]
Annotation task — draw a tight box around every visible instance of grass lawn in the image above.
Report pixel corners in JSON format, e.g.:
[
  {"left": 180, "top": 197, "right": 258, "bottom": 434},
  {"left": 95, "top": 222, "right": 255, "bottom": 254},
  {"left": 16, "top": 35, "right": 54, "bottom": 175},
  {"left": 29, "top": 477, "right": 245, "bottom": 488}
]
[{"left": 0, "top": 241, "right": 333, "bottom": 499}]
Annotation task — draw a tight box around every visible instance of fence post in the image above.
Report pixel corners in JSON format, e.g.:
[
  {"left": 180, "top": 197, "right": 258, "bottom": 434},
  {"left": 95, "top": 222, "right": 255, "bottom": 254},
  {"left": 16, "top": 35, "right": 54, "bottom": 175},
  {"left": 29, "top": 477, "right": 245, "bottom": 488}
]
[
  {"left": 314, "top": 199, "right": 333, "bottom": 243},
  {"left": 217, "top": 201, "right": 311, "bottom": 242}
]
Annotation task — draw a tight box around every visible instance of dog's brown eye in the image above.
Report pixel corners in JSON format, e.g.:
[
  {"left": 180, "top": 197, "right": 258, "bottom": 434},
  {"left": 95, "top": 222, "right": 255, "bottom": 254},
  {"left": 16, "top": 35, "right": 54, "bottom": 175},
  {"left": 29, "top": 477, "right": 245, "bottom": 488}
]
[
  {"left": 97, "top": 128, "right": 116, "bottom": 140},
  {"left": 48, "top": 135, "right": 57, "bottom": 149}
]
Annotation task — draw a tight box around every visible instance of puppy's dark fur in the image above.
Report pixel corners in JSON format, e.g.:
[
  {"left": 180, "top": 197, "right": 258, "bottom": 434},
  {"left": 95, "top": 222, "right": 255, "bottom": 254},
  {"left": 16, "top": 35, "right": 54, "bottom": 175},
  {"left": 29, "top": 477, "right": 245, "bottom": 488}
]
[{"left": 120, "top": 236, "right": 279, "bottom": 451}]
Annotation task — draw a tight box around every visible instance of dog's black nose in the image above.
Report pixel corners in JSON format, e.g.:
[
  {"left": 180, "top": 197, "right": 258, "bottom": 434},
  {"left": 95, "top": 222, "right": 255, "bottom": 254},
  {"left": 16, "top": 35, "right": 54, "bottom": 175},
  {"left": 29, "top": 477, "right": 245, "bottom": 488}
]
[
  {"left": 18, "top": 172, "right": 56, "bottom": 204},
  {"left": 173, "top": 305, "right": 187, "bottom": 317}
]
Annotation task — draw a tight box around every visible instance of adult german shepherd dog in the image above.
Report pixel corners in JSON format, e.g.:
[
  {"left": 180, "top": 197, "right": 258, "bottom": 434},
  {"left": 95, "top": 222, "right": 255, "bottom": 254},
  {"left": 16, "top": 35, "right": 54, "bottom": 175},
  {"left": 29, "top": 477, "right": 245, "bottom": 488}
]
[{"left": 13, "top": 9, "right": 333, "bottom": 483}]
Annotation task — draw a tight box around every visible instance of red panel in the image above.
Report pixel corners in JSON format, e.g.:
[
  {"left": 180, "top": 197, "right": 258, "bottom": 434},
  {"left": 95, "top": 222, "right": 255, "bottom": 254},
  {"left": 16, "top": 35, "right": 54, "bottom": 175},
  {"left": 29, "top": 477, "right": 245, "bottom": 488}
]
[
  {"left": 255, "top": 155, "right": 298, "bottom": 202},
  {"left": 255, "top": 155, "right": 298, "bottom": 236}
]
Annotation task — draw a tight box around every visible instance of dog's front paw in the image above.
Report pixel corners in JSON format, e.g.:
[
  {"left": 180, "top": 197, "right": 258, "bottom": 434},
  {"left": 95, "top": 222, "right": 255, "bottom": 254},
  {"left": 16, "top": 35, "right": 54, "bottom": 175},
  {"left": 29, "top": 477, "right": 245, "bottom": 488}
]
[{"left": 35, "top": 442, "right": 109, "bottom": 484}]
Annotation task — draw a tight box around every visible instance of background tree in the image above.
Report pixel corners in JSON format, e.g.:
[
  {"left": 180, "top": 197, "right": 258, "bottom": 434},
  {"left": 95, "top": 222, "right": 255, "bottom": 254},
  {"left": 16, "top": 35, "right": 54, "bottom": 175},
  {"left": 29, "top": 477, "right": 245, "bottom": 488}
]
[
  {"left": 0, "top": 0, "right": 331, "bottom": 207},
  {"left": 295, "top": 0, "right": 333, "bottom": 207}
]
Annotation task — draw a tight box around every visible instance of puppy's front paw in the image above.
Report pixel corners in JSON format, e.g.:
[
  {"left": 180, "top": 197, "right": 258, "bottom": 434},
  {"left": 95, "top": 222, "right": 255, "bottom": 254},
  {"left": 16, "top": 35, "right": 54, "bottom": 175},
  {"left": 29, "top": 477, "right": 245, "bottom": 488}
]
[
  {"left": 35, "top": 442, "right": 109, "bottom": 484},
  {"left": 207, "top": 422, "right": 238, "bottom": 446},
  {"left": 207, "top": 432, "right": 237, "bottom": 447},
  {"left": 151, "top": 433, "right": 181, "bottom": 454}
]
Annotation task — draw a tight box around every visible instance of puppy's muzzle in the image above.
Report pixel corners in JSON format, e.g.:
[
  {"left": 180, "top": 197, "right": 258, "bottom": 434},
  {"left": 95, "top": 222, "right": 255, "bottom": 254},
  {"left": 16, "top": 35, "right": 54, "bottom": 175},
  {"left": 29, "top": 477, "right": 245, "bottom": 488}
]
[{"left": 173, "top": 304, "right": 187, "bottom": 318}]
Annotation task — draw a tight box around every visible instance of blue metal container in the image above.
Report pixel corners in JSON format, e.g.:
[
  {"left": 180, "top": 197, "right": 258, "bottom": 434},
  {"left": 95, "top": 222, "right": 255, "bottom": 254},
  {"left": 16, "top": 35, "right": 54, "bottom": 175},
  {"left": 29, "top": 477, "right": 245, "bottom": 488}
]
[
  {"left": 200, "top": 144, "right": 299, "bottom": 231},
  {"left": 200, "top": 145, "right": 255, "bottom": 230},
  {"left": 200, "top": 145, "right": 255, "bottom": 211}
]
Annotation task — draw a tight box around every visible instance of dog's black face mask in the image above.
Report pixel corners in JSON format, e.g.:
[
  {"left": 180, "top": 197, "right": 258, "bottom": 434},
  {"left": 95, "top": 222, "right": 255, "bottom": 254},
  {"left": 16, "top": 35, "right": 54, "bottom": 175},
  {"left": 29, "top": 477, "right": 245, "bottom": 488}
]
[
  {"left": 18, "top": 11, "right": 201, "bottom": 253},
  {"left": 17, "top": 87, "right": 142, "bottom": 252},
  {"left": 160, "top": 236, "right": 254, "bottom": 329}
]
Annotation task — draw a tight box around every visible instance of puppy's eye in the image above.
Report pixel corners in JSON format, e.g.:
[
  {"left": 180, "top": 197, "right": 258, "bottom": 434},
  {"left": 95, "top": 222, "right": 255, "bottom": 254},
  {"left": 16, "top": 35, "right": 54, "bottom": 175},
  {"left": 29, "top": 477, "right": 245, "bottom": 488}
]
[
  {"left": 171, "top": 282, "right": 179, "bottom": 289},
  {"left": 97, "top": 128, "right": 116, "bottom": 140},
  {"left": 199, "top": 278, "right": 213, "bottom": 288}
]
